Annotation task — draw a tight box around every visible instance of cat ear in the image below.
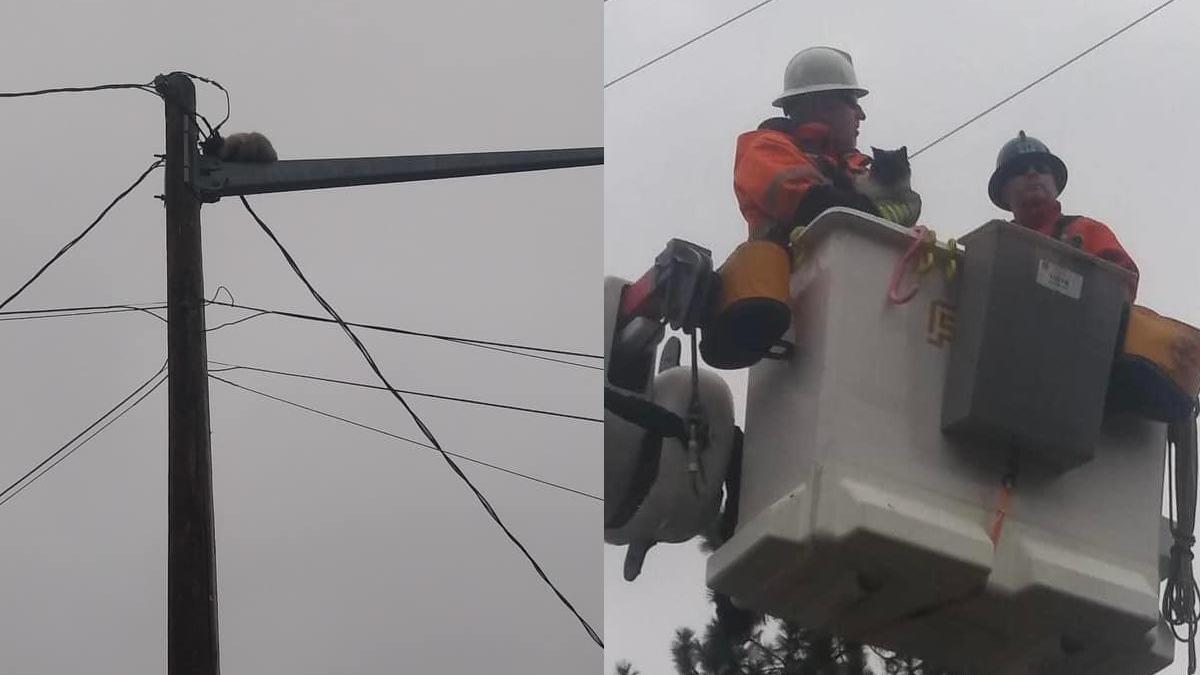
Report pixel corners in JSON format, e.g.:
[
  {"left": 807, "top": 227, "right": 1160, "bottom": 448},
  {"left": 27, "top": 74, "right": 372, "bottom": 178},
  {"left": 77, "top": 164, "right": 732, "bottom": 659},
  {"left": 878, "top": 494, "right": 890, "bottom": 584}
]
[
  {"left": 871, "top": 146, "right": 881, "bottom": 155},
  {"left": 898, "top": 146, "right": 908, "bottom": 159}
]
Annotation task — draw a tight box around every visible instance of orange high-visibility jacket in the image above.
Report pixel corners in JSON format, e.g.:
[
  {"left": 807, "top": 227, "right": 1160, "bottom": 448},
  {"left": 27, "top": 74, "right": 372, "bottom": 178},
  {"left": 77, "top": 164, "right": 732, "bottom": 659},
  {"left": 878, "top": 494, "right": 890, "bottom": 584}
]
[
  {"left": 1019, "top": 202, "right": 1140, "bottom": 298},
  {"left": 733, "top": 118, "right": 877, "bottom": 242}
]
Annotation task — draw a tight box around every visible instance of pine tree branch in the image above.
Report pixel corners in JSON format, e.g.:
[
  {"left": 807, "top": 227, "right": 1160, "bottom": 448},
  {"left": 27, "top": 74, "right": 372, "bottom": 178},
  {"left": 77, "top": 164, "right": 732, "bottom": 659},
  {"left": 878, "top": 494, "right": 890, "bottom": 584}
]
[
  {"left": 748, "top": 636, "right": 788, "bottom": 669},
  {"left": 672, "top": 627, "right": 704, "bottom": 675}
]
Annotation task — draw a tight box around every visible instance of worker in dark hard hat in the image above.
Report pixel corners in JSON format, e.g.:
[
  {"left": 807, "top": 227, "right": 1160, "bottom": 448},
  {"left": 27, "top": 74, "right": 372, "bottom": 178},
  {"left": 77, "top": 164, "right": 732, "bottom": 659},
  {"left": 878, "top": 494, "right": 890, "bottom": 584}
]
[
  {"left": 733, "top": 46, "right": 880, "bottom": 245},
  {"left": 989, "top": 131, "right": 1139, "bottom": 298}
]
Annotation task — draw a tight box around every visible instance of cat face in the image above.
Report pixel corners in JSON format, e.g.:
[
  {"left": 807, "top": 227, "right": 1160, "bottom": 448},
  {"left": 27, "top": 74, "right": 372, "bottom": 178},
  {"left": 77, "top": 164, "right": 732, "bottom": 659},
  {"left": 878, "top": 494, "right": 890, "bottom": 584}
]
[
  {"left": 869, "top": 146, "right": 910, "bottom": 184},
  {"left": 870, "top": 146, "right": 908, "bottom": 166}
]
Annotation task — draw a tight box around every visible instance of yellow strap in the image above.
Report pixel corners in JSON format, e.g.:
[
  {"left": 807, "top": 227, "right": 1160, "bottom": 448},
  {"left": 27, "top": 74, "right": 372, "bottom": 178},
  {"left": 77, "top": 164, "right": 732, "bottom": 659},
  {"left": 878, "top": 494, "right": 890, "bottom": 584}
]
[
  {"left": 944, "top": 237, "right": 959, "bottom": 281},
  {"left": 914, "top": 228, "right": 937, "bottom": 275},
  {"left": 789, "top": 225, "right": 808, "bottom": 266}
]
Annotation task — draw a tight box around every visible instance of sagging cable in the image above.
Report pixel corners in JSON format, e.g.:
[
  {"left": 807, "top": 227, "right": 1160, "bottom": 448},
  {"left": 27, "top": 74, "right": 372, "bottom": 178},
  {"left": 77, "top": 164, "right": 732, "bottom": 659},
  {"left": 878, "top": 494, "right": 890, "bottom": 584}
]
[{"left": 1164, "top": 405, "right": 1199, "bottom": 674}]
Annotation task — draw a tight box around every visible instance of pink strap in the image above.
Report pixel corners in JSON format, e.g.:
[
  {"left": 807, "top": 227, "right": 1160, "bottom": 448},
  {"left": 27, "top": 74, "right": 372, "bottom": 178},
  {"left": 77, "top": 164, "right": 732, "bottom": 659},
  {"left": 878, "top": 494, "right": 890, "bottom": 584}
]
[{"left": 887, "top": 225, "right": 929, "bottom": 304}]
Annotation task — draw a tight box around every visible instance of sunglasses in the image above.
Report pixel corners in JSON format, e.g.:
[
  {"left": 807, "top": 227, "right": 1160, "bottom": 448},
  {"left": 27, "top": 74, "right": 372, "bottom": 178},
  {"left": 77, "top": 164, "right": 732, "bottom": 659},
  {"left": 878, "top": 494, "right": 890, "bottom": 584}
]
[{"left": 1010, "top": 158, "right": 1053, "bottom": 175}]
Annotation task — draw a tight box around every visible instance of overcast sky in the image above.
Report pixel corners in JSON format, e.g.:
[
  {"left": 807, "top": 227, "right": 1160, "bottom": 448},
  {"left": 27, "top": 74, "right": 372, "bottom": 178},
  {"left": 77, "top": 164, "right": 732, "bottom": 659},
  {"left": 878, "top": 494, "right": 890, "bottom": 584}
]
[
  {"left": 604, "top": 0, "right": 1200, "bottom": 673},
  {"left": 0, "top": 1, "right": 601, "bottom": 674}
]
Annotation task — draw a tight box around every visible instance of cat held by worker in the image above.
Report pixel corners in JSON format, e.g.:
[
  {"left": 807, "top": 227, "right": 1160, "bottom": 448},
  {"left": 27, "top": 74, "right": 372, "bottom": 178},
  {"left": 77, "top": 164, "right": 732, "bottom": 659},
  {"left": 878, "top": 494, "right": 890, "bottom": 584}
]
[{"left": 856, "top": 145, "right": 922, "bottom": 229}]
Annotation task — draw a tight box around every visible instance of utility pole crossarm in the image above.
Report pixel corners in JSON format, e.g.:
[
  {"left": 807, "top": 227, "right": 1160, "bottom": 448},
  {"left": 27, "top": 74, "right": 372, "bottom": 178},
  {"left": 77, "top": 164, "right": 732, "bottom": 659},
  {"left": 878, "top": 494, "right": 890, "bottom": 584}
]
[{"left": 192, "top": 147, "right": 603, "bottom": 201}]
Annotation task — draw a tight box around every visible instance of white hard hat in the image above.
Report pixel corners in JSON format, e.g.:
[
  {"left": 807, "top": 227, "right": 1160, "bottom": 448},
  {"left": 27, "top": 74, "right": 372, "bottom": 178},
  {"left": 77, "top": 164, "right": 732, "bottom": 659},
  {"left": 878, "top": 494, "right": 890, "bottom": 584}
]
[{"left": 772, "top": 46, "right": 868, "bottom": 108}]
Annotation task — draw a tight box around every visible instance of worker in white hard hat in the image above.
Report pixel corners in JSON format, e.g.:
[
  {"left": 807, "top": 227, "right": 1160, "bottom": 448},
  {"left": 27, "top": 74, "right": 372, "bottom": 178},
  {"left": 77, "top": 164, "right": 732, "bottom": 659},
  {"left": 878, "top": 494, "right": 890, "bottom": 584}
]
[
  {"left": 733, "top": 46, "right": 880, "bottom": 245},
  {"left": 989, "top": 130, "right": 1139, "bottom": 298},
  {"left": 700, "top": 47, "right": 881, "bottom": 371}
]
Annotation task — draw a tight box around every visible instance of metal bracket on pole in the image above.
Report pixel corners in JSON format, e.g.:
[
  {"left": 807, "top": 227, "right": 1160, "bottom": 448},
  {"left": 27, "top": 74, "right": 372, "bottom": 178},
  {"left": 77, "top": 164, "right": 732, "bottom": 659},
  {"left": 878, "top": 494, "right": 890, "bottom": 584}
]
[{"left": 190, "top": 147, "right": 603, "bottom": 202}]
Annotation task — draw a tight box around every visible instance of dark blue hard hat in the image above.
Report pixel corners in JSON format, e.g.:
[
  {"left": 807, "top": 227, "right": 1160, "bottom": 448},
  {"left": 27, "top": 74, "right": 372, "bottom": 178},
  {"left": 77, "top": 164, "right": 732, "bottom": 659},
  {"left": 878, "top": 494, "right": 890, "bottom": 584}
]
[{"left": 987, "top": 131, "right": 1068, "bottom": 209}]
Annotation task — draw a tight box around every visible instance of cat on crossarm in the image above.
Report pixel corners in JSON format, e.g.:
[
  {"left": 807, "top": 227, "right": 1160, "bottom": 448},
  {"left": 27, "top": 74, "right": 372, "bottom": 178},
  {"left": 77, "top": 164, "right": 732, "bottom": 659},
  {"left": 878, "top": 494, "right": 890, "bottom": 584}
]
[{"left": 205, "top": 131, "right": 279, "bottom": 163}]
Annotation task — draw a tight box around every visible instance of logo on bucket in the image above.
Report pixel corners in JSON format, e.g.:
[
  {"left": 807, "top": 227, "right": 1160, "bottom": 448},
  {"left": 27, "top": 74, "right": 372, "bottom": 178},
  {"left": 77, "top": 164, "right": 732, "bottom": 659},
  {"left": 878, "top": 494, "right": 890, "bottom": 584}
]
[{"left": 927, "top": 300, "right": 956, "bottom": 347}]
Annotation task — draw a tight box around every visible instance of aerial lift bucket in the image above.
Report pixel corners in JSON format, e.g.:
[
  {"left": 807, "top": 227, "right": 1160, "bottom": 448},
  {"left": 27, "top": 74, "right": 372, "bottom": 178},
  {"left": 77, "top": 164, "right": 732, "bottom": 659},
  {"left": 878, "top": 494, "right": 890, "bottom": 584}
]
[{"left": 705, "top": 209, "right": 1172, "bottom": 675}]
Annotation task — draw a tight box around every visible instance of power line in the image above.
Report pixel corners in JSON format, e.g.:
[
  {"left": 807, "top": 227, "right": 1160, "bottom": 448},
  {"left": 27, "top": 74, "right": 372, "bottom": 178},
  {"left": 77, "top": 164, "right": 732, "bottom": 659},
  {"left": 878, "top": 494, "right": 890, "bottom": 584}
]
[
  {"left": 0, "top": 75, "right": 228, "bottom": 143},
  {"left": 209, "top": 361, "right": 602, "bottom": 424},
  {"left": 1, "top": 374, "right": 167, "bottom": 508},
  {"left": 206, "top": 299, "right": 602, "bottom": 362},
  {"left": 206, "top": 310, "right": 268, "bottom": 332},
  {"left": 606, "top": 0, "right": 1181, "bottom": 152},
  {"left": 0, "top": 296, "right": 594, "bottom": 375},
  {"left": 0, "top": 159, "right": 163, "bottom": 313},
  {"left": 0, "top": 81, "right": 159, "bottom": 98},
  {"left": 0, "top": 364, "right": 167, "bottom": 507},
  {"left": 210, "top": 374, "right": 601, "bottom": 502},
  {"left": 0, "top": 302, "right": 157, "bottom": 316},
  {"left": 0, "top": 302, "right": 168, "bottom": 323},
  {"left": 239, "top": 196, "right": 603, "bottom": 648},
  {"left": 209, "top": 302, "right": 598, "bottom": 369},
  {"left": 910, "top": 0, "right": 1182, "bottom": 159},
  {"left": 171, "top": 71, "right": 231, "bottom": 135},
  {"left": 605, "top": 0, "right": 781, "bottom": 88},
  {"left": 438, "top": 339, "right": 601, "bottom": 370},
  {"left": 150, "top": 71, "right": 228, "bottom": 141},
  {"left": 0, "top": 298, "right": 597, "bottom": 371},
  {"left": 211, "top": 285, "right": 237, "bottom": 305}
]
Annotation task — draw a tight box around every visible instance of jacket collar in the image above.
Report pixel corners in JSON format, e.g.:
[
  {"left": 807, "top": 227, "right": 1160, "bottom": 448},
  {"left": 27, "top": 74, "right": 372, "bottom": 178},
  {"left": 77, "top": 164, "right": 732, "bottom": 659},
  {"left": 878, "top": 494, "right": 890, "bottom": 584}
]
[{"left": 1013, "top": 200, "right": 1064, "bottom": 235}]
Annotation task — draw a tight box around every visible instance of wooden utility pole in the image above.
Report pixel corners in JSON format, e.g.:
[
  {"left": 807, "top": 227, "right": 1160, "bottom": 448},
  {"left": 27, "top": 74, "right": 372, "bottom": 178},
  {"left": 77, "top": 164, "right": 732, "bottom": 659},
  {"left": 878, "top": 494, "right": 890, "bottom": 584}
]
[
  {"left": 157, "top": 72, "right": 220, "bottom": 675},
  {"left": 149, "top": 69, "right": 600, "bottom": 675}
]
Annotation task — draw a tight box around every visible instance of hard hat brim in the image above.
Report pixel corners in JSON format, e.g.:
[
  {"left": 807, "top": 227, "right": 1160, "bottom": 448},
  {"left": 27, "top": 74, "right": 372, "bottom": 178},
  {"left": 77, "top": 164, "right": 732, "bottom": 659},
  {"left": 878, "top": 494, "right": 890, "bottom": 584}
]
[
  {"left": 772, "top": 84, "right": 869, "bottom": 109},
  {"left": 988, "top": 152, "right": 1068, "bottom": 210}
]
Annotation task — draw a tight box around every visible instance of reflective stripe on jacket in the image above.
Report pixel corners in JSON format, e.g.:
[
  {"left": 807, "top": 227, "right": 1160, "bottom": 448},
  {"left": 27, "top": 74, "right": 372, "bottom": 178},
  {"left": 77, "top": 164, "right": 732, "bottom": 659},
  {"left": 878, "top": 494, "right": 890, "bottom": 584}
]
[{"left": 734, "top": 118, "right": 876, "bottom": 242}]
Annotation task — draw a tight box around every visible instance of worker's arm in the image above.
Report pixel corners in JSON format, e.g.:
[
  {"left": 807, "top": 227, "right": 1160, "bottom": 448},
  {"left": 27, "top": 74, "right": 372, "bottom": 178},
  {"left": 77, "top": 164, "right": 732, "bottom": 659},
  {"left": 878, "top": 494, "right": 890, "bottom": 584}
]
[
  {"left": 1069, "top": 217, "right": 1140, "bottom": 298},
  {"left": 734, "top": 130, "right": 876, "bottom": 241}
]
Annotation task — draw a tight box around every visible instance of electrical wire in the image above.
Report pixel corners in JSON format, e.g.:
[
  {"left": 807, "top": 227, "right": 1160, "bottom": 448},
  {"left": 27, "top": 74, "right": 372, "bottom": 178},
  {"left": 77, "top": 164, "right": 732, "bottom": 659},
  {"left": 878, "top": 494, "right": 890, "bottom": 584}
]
[
  {"left": 205, "top": 285, "right": 259, "bottom": 331},
  {"left": 0, "top": 363, "right": 167, "bottom": 507},
  {"left": 0, "top": 373, "right": 167, "bottom": 508},
  {"left": 438, "top": 340, "right": 601, "bottom": 371},
  {"left": 149, "top": 71, "right": 230, "bottom": 143},
  {"left": 0, "top": 159, "right": 163, "bottom": 313},
  {"left": 208, "top": 361, "right": 601, "bottom": 424},
  {"left": 0, "top": 82, "right": 160, "bottom": 98},
  {"left": 207, "top": 302, "right": 600, "bottom": 370},
  {"left": 910, "top": 0, "right": 1182, "bottom": 159},
  {"left": 206, "top": 310, "right": 268, "bottom": 332},
  {"left": 210, "top": 373, "right": 600, "bottom": 502},
  {"left": 212, "top": 285, "right": 236, "bottom": 305},
  {"left": 0, "top": 302, "right": 168, "bottom": 324},
  {"left": 0, "top": 74, "right": 225, "bottom": 141},
  {"left": 605, "top": 0, "right": 781, "bottom": 88},
  {"left": 0, "top": 297, "right": 595, "bottom": 372},
  {"left": 606, "top": 0, "right": 1179, "bottom": 153},
  {"left": 174, "top": 71, "right": 231, "bottom": 134},
  {"left": 239, "top": 196, "right": 603, "bottom": 648},
  {"left": 205, "top": 300, "right": 602, "bottom": 360}
]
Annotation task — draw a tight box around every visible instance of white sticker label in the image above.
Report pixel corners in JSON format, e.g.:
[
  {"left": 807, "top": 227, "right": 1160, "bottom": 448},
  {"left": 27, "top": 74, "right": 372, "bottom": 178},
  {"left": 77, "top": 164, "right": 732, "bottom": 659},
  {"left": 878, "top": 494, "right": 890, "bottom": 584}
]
[{"left": 1036, "top": 259, "right": 1083, "bottom": 299}]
